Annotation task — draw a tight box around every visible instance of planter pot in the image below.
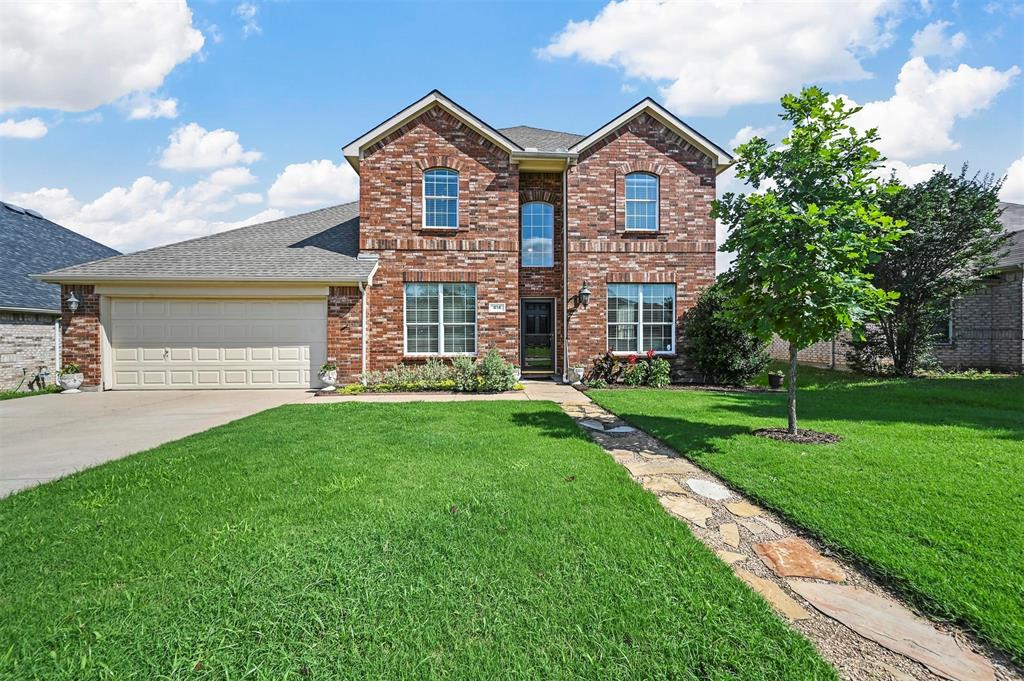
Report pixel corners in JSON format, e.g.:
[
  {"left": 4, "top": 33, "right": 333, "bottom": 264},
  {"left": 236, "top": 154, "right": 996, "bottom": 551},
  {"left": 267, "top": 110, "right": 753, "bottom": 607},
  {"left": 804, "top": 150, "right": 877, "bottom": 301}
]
[
  {"left": 319, "top": 369, "right": 339, "bottom": 392},
  {"left": 768, "top": 373, "right": 784, "bottom": 390},
  {"left": 568, "top": 366, "right": 585, "bottom": 385},
  {"left": 59, "top": 372, "right": 84, "bottom": 393}
]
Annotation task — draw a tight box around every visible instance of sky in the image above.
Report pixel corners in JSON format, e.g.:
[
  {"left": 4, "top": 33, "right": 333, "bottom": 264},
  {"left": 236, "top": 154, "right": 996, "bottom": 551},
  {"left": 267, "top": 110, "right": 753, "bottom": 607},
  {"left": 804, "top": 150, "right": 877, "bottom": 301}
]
[{"left": 1, "top": 0, "right": 1022, "bottom": 272}]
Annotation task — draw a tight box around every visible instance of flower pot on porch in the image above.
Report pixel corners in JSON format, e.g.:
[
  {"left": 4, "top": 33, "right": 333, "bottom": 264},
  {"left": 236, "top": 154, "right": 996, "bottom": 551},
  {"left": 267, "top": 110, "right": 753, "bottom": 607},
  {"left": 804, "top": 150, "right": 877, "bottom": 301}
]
[
  {"left": 59, "top": 372, "right": 84, "bottom": 393},
  {"left": 319, "top": 369, "right": 339, "bottom": 392}
]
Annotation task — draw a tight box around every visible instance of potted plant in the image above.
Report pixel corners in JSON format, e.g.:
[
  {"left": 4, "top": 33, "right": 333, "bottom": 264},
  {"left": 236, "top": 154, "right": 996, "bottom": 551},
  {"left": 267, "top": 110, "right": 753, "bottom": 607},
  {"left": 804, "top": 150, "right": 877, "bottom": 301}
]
[
  {"left": 767, "top": 370, "right": 784, "bottom": 390},
  {"left": 58, "top": 363, "right": 84, "bottom": 393},
  {"left": 318, "top": 361, "right": 339, "bottom": 392},
  {"left": 567, "top": 366, "right": 585, "bottom": 384}
]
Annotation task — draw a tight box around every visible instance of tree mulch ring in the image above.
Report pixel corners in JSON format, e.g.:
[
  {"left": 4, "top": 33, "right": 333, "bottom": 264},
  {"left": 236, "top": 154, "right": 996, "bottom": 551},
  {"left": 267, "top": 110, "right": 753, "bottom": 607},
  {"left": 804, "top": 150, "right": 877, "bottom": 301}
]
[{"left": 754, "top": 428, "right": 842, "bottom": 444}]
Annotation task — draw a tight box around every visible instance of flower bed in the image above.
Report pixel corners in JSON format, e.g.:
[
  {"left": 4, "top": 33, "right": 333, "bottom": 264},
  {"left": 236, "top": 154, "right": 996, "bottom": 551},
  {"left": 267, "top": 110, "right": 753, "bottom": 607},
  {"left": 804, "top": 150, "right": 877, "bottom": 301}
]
[
  {"left": 582, "top": 350, "right": 671, "bottom": 389},
  {"left": 338, "top": 350, "right": 523, "bottom": 394}
]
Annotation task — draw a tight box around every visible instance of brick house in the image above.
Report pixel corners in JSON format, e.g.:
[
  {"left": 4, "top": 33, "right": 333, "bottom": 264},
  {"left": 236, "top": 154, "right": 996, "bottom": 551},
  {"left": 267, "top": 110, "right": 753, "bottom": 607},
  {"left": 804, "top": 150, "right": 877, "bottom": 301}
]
[
  {"left": 768, "top": 201, "right": 1024, "bottom": 373},
  {"left": 37, "top": 91, "right": 733, "bottom": 390}
]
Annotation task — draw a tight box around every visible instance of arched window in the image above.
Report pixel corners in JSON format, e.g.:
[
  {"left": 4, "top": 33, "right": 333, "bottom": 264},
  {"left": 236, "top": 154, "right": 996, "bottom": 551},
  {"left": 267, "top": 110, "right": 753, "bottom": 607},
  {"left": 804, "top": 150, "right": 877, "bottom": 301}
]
[
  {"left": 521, "top": 201, "right": 554, "bottom": 268},
  {"left": 625, "top": 172, "right": 659, "bottom": 231},
  {"left": 423, "top": 168, "right": 459, "bottom": 228}
]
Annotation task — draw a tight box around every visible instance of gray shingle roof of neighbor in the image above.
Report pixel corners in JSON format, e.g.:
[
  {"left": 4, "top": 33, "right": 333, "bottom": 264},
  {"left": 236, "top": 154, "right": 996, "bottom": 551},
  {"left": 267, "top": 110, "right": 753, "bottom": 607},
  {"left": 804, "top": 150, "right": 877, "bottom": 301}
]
[
  {"left": 38, "top": 202, "right": 377, "bottom": 283},
  {"left": 1, "top": 201, "right": 119, "bottom": 312},
  {"left": 498, "top": 126, "right": 585, "bottom": 152},
  {"left": 996, "top": 202, "right": 1024, "bottom": 268}
]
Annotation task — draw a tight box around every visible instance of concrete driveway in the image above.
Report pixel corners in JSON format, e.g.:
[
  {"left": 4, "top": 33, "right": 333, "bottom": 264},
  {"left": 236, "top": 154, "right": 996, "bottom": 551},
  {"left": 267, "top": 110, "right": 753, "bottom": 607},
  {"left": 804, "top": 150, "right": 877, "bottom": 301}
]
[{"left": 0, "top": 390, "right": 312, "bottom": 498}]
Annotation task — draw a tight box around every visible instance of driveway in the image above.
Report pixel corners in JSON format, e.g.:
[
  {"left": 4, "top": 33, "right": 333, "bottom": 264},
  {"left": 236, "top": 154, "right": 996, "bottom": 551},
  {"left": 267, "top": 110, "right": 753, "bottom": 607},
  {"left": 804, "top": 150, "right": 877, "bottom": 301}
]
[{"left": 0, "top": 390, "right": 312, "bottom": 498}]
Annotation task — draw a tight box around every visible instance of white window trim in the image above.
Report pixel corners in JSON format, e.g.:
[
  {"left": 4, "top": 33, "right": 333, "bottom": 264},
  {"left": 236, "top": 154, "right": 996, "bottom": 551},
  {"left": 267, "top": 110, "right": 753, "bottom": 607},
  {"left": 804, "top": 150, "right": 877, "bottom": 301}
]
[
  {"left": 624, "top": 172, "right": 660, "bottom": 232},
  {"left": 521, "top": 201, "right": 555, "bottom": 269},
  {"left": 422, "top": 168, "right": 459, "bottom": 229},
  {"left": 403, "top": 283, "right": 478, "bottom": 357},
  {"left": 606, "top": 283, "right": 676, "bottom": 355}
]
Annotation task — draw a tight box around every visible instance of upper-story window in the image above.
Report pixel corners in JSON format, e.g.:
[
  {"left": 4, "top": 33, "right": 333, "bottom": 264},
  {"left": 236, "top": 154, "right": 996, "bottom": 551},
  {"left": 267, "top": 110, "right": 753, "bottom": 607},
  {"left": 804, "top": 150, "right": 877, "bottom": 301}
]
[
  {"left": 423, "top": 168, "right": 459, "bottom": 228},
  {"left": 625, "top": 172, "right": 659, "bottom": 231},
  {"left": 521, "top": 201, "right": 554, "bottom": 268}
]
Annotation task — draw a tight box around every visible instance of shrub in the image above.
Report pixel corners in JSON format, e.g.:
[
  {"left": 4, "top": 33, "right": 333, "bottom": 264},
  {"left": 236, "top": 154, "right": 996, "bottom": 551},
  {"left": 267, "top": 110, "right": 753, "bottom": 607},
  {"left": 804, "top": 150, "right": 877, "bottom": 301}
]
[
  {"left": 355, "top": 353, "right": 519, "bottom": 394},
  {"left": 647, "top": 357, "right": 671, "bottom": 388},
  {"left": 584, "top": 352, "right": 624, "bottom": 384},
  {"left": 451, "top": 357, "right": 478, "bottom": 392},
  {"left": 475, "top": 349, "right": 519, "bottom": 392},
  {"left": 60, "top": 363, "right": 81, "bottom": 375},
  {"left": 622, "top": 356, "right": 647, "bottom": 386},
  {"left": 683, "top": 282, "right": 770, "bottom": 385}
]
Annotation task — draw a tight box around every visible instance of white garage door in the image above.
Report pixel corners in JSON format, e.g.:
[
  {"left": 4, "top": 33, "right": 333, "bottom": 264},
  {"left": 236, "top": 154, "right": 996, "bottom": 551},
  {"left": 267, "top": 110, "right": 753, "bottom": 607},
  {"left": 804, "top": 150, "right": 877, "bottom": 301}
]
[{"left": 109, "top": 298, "right": 327, "bottom": 389}]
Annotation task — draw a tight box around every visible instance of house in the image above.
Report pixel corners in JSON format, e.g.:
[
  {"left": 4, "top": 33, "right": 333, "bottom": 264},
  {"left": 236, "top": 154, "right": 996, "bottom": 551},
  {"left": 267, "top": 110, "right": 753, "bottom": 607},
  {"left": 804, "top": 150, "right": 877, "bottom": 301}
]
[
  {"left": 1, "top": 201, "right": 119, "bottom": 389},
  {"left": 767, "top": 201, "right": 1024, "bottom": 373},
  {"left": 36, "top": 91, "right": 733, "bottom": 390}
]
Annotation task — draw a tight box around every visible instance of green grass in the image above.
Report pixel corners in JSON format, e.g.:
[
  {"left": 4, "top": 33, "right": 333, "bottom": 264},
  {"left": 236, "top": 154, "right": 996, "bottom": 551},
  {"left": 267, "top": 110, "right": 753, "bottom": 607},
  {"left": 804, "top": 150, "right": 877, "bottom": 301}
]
[
  {"left": 590, "top": 368, "right": 1024, "bottom": 663},
  {"left": 0, "top": 401, "right": 832, "bottom": 680},
  {"left": 0, "top": 385, "right": 61, "bottom": 400}
]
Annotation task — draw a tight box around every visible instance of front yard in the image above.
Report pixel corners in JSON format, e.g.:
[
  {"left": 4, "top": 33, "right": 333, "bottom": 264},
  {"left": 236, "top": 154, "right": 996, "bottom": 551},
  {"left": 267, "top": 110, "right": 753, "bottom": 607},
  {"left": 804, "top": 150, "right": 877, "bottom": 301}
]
[
  {"left": 0, "top": 401, "right": 831, "bottom": 679},
  {"left": 590, "top": 368, "right": 1024, "bottom": 664}
]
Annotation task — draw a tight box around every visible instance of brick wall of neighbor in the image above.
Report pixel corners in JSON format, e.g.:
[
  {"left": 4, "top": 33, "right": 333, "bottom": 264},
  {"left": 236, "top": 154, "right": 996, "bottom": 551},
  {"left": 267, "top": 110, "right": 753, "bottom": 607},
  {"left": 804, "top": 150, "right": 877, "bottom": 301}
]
[
  {"left": 564, "top": 112, "right": 717, "bottom": 380},
  {"left": 0, "top": 311, "right": 58, "bottom": 389},
  {"left": 768, "top": 334, "right": 855, "bottom": 369},
  {"left": 60, "top": 284, "right": 101, "bottom": 386},
  {"left": 358, "top": 106, "right": 521, "bottom": 370},
  {"left": 519, "top": 171, "right": 565, "bottom": 374},
  {"left": 327, "top": 286, "right": 364, "bottom": 383}
]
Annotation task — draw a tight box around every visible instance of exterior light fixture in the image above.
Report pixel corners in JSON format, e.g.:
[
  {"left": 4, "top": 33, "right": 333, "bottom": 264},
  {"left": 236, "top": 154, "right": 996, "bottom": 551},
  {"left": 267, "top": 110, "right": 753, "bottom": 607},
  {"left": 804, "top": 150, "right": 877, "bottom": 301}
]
[
  {"left": 577, "top": 281, "right": 591, "bottom": 309},
  {"left": 66, "top": 292, "right": 79, "bottom": 313}
]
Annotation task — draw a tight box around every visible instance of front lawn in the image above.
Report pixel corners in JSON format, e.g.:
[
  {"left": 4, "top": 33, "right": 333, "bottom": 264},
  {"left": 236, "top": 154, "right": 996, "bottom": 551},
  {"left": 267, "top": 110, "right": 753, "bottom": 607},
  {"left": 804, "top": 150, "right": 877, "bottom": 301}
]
[
  {"left": 590, "top": 368, "right": 1024, "bottom": 663},
  {"left": 0, "top": 385, "right": 61, "bottom": 400},
  {"left": 0, "top": 401, "right": 831, "bottom": 679}
]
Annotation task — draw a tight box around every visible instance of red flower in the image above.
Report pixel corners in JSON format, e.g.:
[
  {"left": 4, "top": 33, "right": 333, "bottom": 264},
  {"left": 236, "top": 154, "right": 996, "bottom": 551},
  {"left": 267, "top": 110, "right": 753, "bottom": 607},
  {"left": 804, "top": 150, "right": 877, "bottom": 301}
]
[
  {"left": 646, "top": 349, "right": 656, "bottom": 359},
  {"left": 628, "top": 354, "right": 638, "bottom": 365}
]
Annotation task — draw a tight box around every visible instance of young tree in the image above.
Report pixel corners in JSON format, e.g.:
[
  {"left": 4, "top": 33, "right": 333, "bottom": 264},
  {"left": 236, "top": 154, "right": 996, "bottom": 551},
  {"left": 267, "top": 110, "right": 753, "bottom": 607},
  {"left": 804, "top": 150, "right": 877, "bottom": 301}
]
[
  {"left": 853, "top": 167, "right": 1010, "bottom": 376},
  {"left": 714, "top": 87, "right": 905, "bottom": 435}
]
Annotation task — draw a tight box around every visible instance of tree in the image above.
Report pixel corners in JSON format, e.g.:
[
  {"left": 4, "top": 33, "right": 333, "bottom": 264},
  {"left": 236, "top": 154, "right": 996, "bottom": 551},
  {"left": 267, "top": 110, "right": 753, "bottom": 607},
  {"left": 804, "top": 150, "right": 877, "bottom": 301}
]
[
  {"left": 713, "top": 87, "right": 905, "bottom": 435},
  {"left": 851, "top": 167, "right": 1010, "bottom": 376},
  {"left": 683, "top": 281, "right": 770, "bottom": 385}
]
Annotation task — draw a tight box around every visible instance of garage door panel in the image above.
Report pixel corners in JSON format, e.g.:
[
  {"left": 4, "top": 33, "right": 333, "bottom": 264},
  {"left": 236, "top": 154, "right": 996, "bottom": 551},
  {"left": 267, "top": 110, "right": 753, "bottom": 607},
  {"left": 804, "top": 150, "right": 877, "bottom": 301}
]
[{"left": 109, "top": 298, "right": 327, "bottom": 390}]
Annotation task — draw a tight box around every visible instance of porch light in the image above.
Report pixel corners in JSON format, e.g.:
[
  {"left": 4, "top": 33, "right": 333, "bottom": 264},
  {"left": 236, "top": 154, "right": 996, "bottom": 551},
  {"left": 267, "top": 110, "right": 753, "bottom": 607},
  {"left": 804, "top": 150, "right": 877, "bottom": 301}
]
[
  {"left": 66, "top": 292, "right": 79, "bottom": 313},
  {"left": 577, "top": 281, "right": 591, "bottom": 309}
]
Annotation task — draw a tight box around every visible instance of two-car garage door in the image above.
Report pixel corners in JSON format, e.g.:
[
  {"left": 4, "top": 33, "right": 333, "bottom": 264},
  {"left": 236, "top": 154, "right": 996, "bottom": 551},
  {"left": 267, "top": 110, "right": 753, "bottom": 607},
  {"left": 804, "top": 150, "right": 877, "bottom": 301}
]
[{"left": 108, "top": 298, "right": 327, "bottom": 390}]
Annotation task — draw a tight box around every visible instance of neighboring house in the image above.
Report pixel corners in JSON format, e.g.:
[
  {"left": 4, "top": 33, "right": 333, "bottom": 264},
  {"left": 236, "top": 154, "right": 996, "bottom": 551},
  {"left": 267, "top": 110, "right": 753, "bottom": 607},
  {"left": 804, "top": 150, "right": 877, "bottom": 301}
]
[
  {"left": 1, "top": 201, "right": 119, "bottom": 389},
  {"left": 767, "top": 201, "right": 1024, "bottom": 372},
  {"left": 37, "top": 90, "right": 733, "bottom": 390}
]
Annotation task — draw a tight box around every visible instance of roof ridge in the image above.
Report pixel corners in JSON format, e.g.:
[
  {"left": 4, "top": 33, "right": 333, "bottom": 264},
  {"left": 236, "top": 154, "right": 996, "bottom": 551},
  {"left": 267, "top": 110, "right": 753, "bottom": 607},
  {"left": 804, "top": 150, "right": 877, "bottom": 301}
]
[{"left": 498, "top": 124, "right": 584, "bottom": 137}]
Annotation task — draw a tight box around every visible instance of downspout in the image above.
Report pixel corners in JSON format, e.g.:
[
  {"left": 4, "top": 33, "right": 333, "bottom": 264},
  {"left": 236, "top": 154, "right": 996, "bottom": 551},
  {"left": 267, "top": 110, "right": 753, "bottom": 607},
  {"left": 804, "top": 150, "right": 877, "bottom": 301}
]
[
  {"left": 358, "top": 281, "right": 368, "bottom": 385},
  {"left": 562, "top": 165, "right": 570, "bottom": 382}
]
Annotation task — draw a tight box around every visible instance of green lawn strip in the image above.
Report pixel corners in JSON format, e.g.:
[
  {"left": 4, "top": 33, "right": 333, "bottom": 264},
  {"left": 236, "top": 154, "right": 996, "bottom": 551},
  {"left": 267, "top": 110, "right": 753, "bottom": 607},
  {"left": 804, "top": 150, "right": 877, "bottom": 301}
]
[
  {"left": 590, "top": 369, "right": 1024, "bottom": 663},
  {"left": 0, "top": 385, "right": 61, "bottom": 400},
  {"left": 0, "top": 401, "right": 832, "bottom": 680}
]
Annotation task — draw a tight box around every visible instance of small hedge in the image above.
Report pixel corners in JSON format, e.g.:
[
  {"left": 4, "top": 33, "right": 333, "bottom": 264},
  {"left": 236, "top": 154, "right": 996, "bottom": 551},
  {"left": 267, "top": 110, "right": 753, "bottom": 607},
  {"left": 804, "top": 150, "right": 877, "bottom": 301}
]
[
  {"left": 584, "top": 351, "right": 671, "bottom": 389},
  {"left": 343, "top": 350, "right": 523, "bottom": 394}
]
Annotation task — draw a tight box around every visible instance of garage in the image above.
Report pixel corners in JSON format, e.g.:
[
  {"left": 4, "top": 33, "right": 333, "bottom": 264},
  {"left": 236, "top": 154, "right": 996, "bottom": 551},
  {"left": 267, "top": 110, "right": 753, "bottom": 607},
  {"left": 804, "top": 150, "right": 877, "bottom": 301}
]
[{"left": 107, "top": 298, "right": 327, "bottom": 390}]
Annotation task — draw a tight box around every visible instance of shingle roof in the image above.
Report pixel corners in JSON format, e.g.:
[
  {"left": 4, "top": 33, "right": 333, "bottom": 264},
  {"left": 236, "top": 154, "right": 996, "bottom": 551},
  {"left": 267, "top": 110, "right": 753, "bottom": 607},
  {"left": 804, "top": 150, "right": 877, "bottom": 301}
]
[
  {"left": 38, "top": 202, "right": 376, "bottom": 283},
  {"left": 996, "top": 202, "right": 1024, "bottom": 269},
  {"left": 498, "top": 126, "right": 584, "bottom": 152},
  {"left": 1, "top": 201, "right": 119, "bottom": 312}
]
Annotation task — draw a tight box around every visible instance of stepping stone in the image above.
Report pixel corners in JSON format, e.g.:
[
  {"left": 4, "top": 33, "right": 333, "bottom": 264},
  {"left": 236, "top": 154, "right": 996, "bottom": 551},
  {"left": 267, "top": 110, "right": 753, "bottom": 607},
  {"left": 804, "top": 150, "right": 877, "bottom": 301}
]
[
  {"left": 605, "top": 425, "right": 637, "bottom": 433},
  {"left": 734, "top": 569, "right": 810, "bottom": 620},
  {"left": 659, "top": 495, "right": 713, "bottom": 528},
  {"left": 643, "top": 476, "right": 687, "bottom": 494},
  {"left": 686, "top": 478, "right": 733, "bottom": 501},
  {"left": 757, "top": 517, "right": 787, "bottom": 536},
  {"left": 579, "top": 419, "right": 606, "bottom": 431},
  {"left": 738, "top": 517, "right": 771, "bottom": 536},
  {"left": 789, "top": 581, "right": 995, "bottom": 681},
  {"left": 753, "top": 537, "right": 846, "bottom": 582},
  {"left": 715, "top": 549, "right": 746, "bottom": 565},
  {"left": 725, "top": 501, "right": 763, "bottom": 518},
  {"left": 622, "top": 458, "right": 701, "bottom": 478},
  {"left": 719, "top": 523, "right": 740, "bottom": 548},
  {"left": 608, "top": 450, "right": 635, "bottom": 464}
]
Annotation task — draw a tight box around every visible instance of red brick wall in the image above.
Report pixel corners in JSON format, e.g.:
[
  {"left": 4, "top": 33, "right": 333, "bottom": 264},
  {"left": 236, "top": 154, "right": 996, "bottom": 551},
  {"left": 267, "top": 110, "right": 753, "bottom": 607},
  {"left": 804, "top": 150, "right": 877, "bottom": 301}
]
[
  {"left": 359, "top": 106, "right": 521, "bottom": 369},
  {"left": 564, "top": 112, "right": 717, "bottom": 379},
  {"left": 327, "top": 286, "right": 364, "bottom": 383},
  {"left": 519, "top": 171, "right": 565, "bottom": 374},
  {"left": 60, "top": 284, "right": 101, "bottom": 387}
]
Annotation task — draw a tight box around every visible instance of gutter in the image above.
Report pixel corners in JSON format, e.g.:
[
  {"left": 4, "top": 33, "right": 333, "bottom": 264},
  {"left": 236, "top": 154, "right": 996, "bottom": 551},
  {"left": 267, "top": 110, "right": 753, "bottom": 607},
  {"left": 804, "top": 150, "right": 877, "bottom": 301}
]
[
  {"left": 0, "top": 305, "right": 60, "bottom": 315},
  {"left": 562, "top": 164, "right": 570, "bottom": 382},
  {"left": 358, "top": 282, "right": 368, "bottom": 384},
  {"left": 31, "top": 274, "right": 373, "bottom": 285}
]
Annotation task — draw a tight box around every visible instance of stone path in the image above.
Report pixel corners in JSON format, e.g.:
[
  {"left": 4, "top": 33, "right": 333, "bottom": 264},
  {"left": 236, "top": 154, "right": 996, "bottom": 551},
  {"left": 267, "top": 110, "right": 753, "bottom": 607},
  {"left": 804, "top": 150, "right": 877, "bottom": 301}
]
[{"left": 548, "top": 390, "right": 1017, "bottom": 681}]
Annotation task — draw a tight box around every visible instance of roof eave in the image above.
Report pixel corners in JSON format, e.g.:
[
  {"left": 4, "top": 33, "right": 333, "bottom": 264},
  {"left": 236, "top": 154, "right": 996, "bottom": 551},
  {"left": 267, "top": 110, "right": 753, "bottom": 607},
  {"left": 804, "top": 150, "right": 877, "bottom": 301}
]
[{"left": 31, "top": 273, "right": 374, "bottom": 286}]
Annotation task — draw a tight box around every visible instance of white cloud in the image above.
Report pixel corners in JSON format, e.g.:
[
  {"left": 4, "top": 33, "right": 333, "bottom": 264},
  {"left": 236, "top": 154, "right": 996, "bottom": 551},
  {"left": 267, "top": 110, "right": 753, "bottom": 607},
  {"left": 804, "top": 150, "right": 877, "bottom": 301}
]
[
  {"left": 0, "top": 1, "right": 203, "bottom": 113},
  {"left": 78, "top": 112, "right": 103, "bottom": 124},
  {"left": 539, "top": 0, "right": 900, "bottom": 115},
  {"left": 0, "top": 117, "right": 48, "bottom": 139},
  {"left": 234, "top": 2, "right": 262, "bottom": 37},
  {"left": 267, "top": 159, "right": 359, "bottom": 208},
  {"left": 847, "top": 57, "right": 1020, "bottom": 159},
  {"left": 728, "top": 125, "right": 775, "bottom": 149},
  {"left": 1001, "top": 156, "right": 1024, "bottom": 203},
  {"left": 208, "top": 167, "right": 258, "bottom": 187},
  {"left": 878, "top": 160, "right": 944, "bottom": 185},
  {"left": 910, "top": 20, "right": 967, "bottom": 57},
  {"left": 159, "top": 122, "right": 262, "bottom": 170},
  {"left": 126, "top": 94, "right": 179, "bottom": 120},
  {"left": 235, "top": 192, "right": 264, "bottom": 204}
]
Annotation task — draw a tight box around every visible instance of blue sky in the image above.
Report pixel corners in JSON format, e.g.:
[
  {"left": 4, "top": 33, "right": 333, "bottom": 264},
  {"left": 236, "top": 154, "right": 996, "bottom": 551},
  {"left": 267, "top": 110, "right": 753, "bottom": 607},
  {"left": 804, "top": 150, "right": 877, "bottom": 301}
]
[{"left": 1, "top": 0, "right": 1022, "bottom": 260}]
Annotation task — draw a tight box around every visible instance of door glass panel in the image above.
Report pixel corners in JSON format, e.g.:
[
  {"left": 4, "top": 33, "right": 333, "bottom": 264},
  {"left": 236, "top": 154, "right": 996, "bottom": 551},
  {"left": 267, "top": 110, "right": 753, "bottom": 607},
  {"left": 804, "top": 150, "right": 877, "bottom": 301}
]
[{"left": 522, "top": 302, "right": 554, "bottom": 372}]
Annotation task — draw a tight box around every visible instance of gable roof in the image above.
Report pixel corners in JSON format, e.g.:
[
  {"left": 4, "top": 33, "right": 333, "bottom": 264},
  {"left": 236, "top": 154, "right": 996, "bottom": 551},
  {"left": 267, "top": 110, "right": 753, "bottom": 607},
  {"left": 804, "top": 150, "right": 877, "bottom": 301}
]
[
  {"left": 1, "top": 201, "right": 119, "bottom": 312},
  {"left": 498, "top": 126, "right": 584, "bottom": 152},
  {"left": 996, "top": 201, "right": 1024, "bottom": 269},
  {"left": 36, "top": 203, "right": 377, "bottom": 284}
]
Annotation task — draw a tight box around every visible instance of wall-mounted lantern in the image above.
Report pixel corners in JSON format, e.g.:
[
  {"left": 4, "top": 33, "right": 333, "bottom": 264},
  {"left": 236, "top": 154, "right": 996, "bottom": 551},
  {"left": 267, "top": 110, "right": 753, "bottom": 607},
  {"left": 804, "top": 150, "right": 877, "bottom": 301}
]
[
  {"left": 576, "top": 281, "right": 591, "bottom": 309},
  {"left": 66, "top": 292, "right": 79, "bottom": 313}
]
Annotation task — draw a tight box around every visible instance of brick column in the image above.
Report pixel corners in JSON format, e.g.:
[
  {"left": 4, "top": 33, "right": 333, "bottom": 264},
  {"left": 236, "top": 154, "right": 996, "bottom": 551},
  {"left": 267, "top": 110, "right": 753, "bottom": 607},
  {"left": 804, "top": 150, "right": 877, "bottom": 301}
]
[
  {"left": 60, "top": 284, "right": 101, "bottom": 387},
  {"left": 327, "top": 286, "right": 364, "bottom": 384}
]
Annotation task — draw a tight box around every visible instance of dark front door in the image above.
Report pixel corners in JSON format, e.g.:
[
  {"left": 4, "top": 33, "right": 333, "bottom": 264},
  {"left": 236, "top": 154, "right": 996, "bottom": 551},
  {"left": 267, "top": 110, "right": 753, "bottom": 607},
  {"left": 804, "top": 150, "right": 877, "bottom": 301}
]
[{"left": 521, "top": 301, "right": 554, "bottom": 374}]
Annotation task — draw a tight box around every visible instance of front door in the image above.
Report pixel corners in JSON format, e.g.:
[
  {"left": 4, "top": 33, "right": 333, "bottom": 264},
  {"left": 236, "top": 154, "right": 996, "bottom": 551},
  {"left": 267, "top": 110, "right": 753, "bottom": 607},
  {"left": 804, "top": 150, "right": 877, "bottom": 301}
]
[{"left": 521, "top": 300, "right": 554, "bottom": 375}]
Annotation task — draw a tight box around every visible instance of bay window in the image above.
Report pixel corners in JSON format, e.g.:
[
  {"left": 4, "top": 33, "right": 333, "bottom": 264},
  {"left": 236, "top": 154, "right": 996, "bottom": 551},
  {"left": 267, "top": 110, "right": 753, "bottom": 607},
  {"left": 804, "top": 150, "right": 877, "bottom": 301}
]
[{"left": 607, "top": 283, "right": 675, "bottom": 353}]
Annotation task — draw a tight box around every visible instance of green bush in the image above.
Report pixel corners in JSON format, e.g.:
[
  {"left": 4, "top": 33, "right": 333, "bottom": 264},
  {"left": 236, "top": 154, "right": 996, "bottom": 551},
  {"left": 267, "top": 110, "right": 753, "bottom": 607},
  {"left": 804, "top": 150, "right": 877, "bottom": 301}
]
[
  {"left": 622, "top": 360, "right": 648, "bottom": 386},
  {"left": 475, "top": 349, "right": 519, "bottom": 392},
  {"left": 647, "top": 358, "right": 671, "bottom": 388},
  {"left": 357, "top": 353, "right": 519, "bottom": 393},
  {"left": 452, "top": 357, "right": 478, "bottom": 392},
  {"left": 683, "top": 282, "right": 770, "bottom": 385}
]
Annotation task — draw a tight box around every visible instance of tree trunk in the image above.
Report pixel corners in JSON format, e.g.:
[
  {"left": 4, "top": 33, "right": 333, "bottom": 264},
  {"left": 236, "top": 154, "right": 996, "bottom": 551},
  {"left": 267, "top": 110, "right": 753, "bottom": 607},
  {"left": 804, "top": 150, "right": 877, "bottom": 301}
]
[{"left": 787, "top": 342, "right": 798, "bottom": 434}]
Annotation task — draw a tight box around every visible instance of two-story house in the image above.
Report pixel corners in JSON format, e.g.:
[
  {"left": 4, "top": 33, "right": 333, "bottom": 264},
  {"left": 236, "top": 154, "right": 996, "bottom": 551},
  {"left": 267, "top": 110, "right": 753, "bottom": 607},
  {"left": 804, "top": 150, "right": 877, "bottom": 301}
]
[{"left": 38, "top": 91, "right": 733, "bottom": 390}]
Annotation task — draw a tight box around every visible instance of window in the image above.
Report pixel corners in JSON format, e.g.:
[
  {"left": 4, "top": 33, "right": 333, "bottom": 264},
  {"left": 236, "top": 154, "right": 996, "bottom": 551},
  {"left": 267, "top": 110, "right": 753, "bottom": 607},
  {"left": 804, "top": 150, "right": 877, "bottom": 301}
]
[
  {"left": 423, "top": 168, "right": 459, "bottom": 228},
  {"left": 404, "top": 283, "right": 476, "bottom": 354},
  {"left": 625, "top": 172, "right": 659, "bottom": 231},
  {"left": 607, "top": 283, "right": 675, "bottom": 353},
  {"left": 521, "top": 201, "right": 554, "bottom": 267},
  {"left": 930, "top": 305, "right": 954, "bottom": 344}
]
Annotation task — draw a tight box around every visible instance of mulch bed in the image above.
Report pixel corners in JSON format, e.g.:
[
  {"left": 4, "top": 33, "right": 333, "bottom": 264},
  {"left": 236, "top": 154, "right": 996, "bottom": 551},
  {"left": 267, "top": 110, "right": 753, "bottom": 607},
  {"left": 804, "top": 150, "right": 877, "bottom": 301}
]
[{"left": 753, "top": 427, "right": 842, "bottom": 444}]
